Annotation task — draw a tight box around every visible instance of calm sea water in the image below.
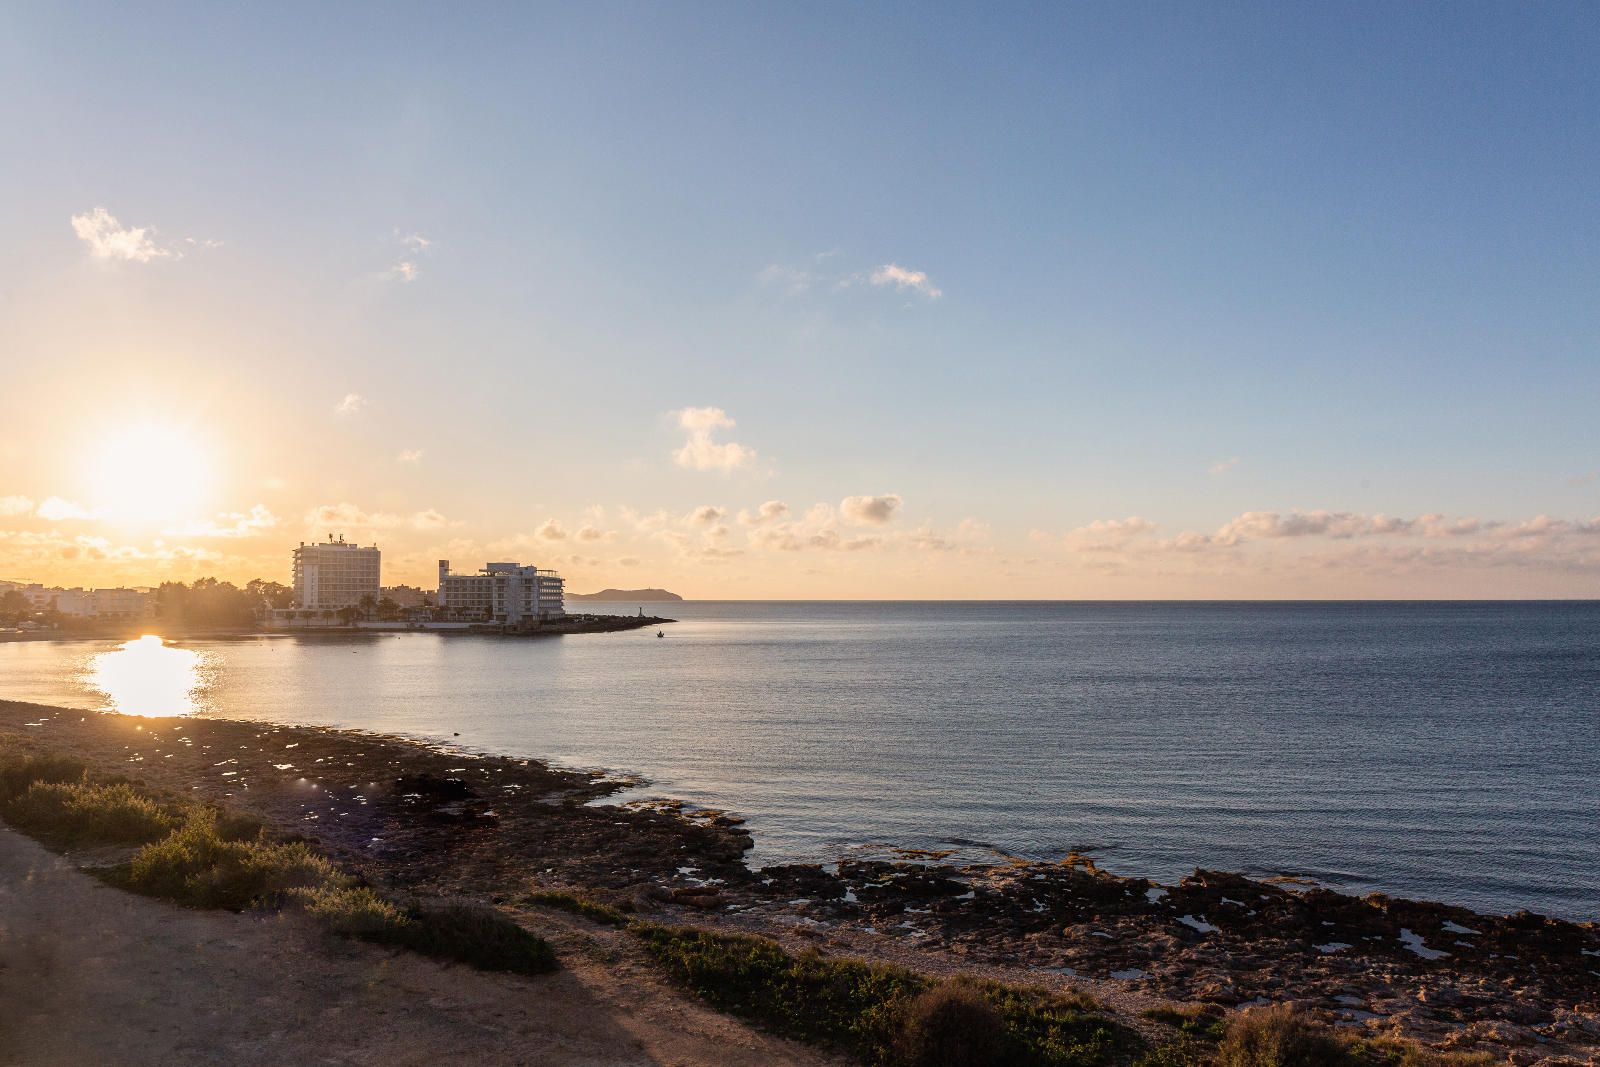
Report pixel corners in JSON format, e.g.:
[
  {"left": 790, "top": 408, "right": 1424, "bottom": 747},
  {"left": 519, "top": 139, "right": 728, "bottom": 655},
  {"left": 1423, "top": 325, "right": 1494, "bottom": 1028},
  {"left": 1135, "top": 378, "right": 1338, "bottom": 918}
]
[{"left": 1, "top": 601, "right": 1596, "bottom": 920}]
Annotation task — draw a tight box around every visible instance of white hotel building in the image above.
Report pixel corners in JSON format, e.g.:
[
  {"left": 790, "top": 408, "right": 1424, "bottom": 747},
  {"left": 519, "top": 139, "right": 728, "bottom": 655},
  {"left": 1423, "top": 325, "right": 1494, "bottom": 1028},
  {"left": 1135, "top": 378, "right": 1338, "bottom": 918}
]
[
  {"left": 292, "top": 536, "right": 382, "bottom": 609},
  {"left": 436, "top": 560, "right": 565, "bottom": 623}
]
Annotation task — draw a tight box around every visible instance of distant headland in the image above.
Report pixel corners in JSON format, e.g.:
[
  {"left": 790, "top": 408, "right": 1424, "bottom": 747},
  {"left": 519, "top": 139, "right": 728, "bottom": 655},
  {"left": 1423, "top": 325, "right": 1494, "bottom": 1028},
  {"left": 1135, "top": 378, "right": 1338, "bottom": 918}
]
[{"left": 569, "top": 588, "right": 683, "bottom": 602}]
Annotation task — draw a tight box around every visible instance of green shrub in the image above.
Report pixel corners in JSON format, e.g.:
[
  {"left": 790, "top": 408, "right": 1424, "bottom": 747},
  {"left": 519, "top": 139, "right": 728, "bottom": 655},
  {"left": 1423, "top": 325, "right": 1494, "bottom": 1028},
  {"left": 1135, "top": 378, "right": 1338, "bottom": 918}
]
[
  {"left": 0, "top": 753, "right": 86, "bottom": 800},
  {"left": 3, "top": 779, "right": 178, "bottom": 845},
  {"left": 375, "top": 900, "right": 557, "bottom": 975},
  {"left": 632, "top": 923, "right": 1124, "bottom": 1066},
  {"left": 289, "top": 885, "right": 409, "bottom": 937},
  {"left": 891, "top": 980, "right": 1011, "bottom": 1066},
  {"left": 127, "top": 810, "right": 347, "bottom": 910},
  {"left": 524, "top": 890, "right": 630, "bottom": 926},
  {"left": 1216, "top": 1005, "right": 1347, "bottom": 1067}
]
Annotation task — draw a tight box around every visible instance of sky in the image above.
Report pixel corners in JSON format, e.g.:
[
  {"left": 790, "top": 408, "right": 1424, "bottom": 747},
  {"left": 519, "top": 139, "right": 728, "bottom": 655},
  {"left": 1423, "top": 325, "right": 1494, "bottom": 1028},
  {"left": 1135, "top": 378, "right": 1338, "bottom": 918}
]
[{"left": 1, "top": 2, "right": 1598, "bottom": 598}]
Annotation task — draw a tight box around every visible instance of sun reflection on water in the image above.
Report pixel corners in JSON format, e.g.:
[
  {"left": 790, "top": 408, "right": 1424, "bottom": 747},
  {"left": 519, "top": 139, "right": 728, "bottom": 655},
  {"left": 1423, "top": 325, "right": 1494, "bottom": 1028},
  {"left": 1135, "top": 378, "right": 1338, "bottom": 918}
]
[{"left": 86, "top": 635, "right": 207, "bottom": 717}]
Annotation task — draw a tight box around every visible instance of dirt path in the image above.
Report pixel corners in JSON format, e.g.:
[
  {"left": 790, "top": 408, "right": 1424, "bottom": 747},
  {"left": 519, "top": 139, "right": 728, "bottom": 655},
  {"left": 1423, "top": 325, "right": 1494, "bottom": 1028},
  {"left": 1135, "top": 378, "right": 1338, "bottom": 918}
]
[{"left": 0, "top": 827, "right": 841, "bottom": 1067}]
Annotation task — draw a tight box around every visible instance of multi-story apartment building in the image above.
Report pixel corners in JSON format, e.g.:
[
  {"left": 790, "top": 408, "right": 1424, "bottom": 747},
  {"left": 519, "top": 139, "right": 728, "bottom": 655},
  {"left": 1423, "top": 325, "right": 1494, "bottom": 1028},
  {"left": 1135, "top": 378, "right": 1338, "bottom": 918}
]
[
  {"left": 436, "top": 560, "right": 564, "bottom": 623},
  {"left": 293, "top": 536, "right": 381, "bottom": 609},
  {"left": 19, "top": 585, "right": 154, "bottom": 618}
]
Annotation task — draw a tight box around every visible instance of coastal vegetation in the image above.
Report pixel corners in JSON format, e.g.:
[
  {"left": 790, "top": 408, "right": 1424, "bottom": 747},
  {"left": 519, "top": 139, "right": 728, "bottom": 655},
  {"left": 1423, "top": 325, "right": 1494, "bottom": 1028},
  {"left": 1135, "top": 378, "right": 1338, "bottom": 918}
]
[
  {"left": 632, "top": 922, "right": 1126, "bottom": 1066},
  {"left": 0, "top": 745, "right": 557, "bottom": 976}
]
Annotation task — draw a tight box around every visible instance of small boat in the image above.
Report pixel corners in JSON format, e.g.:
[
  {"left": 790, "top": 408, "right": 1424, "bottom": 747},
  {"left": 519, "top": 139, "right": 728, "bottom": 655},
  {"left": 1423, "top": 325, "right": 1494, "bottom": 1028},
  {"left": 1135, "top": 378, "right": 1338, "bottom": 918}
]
[{"left": 656, "top": 630, "right": 664, "bottom": 638}]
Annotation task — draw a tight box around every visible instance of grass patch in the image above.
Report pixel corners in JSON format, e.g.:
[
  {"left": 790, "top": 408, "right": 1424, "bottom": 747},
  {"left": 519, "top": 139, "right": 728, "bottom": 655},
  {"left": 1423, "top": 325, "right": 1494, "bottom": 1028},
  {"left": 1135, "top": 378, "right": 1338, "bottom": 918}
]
[
  {"left": 1142, "top": 1004, "right": 1226, "bottom": 1041},
  {"left": 2, "top": 778, "right": 179, "bottom": 846},
  {"left": 525, "top": 889, "right": 631, "bottom": 927},
  {"left": 632, "top": 922, "right": 1125, "bottom": 1066}
]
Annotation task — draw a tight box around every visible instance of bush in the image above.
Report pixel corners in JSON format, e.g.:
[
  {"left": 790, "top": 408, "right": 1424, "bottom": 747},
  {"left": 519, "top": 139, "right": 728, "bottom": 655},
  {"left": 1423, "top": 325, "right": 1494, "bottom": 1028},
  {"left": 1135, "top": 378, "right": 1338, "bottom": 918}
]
[
  {"left": 127, "top": 810, "right": 348, "bottom": 910},
  {"left": 0, "top": 753, "right": 86, "bottom": 801},
  {"left": 375, "top": 900, "right": 557, "bottom": 975},
  {"left": 3, "top": 779, "right": 178, "bottom": 845},
  {"left": 525, "top": 890, "right": 631, "bottom": 926},
  {"left": 892, "top": 980, "right": 1011, "bottom": 1067},
  {"left": 632, "top": 923, "right": 1124, "bottom": 1066},
  {"left": 1216, "top": 1005, "right": 1348, "bottom": 1067},
  {"left": 289, "top": 885, "right": 409, "bottom": 937}
]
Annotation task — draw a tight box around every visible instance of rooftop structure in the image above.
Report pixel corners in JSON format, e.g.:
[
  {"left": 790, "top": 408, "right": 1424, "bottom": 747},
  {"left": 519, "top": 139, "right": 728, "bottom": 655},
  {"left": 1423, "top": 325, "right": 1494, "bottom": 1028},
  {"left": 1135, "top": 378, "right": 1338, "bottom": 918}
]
[
  {"left": 436, "top": 560, "right": 564, "bottom": 624},
  {"left": 293, "top": 536, "right": 381, "bottom": 610}
]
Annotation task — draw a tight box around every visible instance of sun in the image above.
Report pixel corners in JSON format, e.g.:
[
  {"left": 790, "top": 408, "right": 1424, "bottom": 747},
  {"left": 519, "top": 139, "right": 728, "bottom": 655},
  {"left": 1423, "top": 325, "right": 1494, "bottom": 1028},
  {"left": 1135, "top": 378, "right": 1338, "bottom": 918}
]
[{"left": 87, "top": 422, "right": 215, "bottom": 526}]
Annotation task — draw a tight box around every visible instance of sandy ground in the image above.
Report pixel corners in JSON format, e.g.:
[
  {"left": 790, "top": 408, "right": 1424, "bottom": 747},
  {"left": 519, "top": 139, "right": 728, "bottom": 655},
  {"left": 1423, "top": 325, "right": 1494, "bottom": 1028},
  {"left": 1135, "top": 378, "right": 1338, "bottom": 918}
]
[{"left": 0, "top": 826, "right": 841, "bottom": 1067}]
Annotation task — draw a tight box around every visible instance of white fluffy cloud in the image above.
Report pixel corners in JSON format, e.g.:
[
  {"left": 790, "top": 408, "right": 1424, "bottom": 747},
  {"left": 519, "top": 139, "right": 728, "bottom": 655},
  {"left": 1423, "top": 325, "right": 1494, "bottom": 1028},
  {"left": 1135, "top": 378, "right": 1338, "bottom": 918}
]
[
  {"left": 672, "top": 407, "right": 757, "bottom": 472},
  {"left": 70, "top": 207, "right": 170, "bottom": 263},
  {"left": 840, "top": 494, "right": 902, "bottom": 525},
  {"left": 738, "top": 500, "right": 790, "bottom": 525},
  {"left": 35, "top": 497, "right": 96, "bottom": 521},
  {"left": 0, "top": 496, "right": 34, "bottom": 516}
]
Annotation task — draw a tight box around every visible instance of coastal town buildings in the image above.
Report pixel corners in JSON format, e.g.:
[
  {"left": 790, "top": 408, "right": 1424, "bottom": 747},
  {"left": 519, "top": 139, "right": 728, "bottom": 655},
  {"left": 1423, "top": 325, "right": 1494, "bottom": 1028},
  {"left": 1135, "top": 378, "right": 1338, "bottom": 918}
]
[
  {"left": 292, "top": 536, "right": 381, "bottom": 610},
  {"left": 13, "top": 585, "right": 154, "bottom": 618},
  {"left": 380, "top": 585, "right": 431, "bottom": 609},
  {"left": 436, "top": 560, "right": 565, "bottom": 623}
]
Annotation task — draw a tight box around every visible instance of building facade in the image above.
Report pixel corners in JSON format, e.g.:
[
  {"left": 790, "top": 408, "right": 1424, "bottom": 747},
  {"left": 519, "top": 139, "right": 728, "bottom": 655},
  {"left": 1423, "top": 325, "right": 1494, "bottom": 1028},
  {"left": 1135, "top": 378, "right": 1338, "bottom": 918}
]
[
  {"left": 436, "top": 560, "right": 564, "bottom": 623},
  {"left": 293, "top": 537, "right": 381, "bottom": 609},
  {"left": 18, "top": 585, "right": 154, "bottom": 618}
]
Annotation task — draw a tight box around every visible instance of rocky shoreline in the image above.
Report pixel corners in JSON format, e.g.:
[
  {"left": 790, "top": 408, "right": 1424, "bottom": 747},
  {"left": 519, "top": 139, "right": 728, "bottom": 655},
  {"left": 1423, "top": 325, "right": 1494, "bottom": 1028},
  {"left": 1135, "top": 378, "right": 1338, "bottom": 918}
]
[{"left": 0, "top": 699, "right": 1593, "bottom": 1064}]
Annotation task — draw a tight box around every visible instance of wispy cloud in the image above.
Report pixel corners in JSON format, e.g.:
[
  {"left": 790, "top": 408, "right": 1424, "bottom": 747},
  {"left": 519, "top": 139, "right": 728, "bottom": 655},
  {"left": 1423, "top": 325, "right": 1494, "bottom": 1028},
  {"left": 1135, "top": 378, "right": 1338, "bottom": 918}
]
[
  {"left": 382, "top": 231, "right": 432, "bottom": 282},
  {"left": 305, "top": 503, "right": 453, "bottom": 531},
  {"left": 396, "top": 449, "right": 424, "bottom": 464},
  {"left": 866, "top": 263, "right": 942, "bottom": 299},
  {"left": 536, "top": 519, "right": 568, "bottom": 541},
  {"left": 166, "top": 505, "right": 278, "bottom": 538},
  {"left": 738, "top": 500, "right": 790, "bottom": 526},
  {"left": 0, "top": 496, "right": 34, "bottom": 516},
  {"left": 1209, "top": 457, "right": 1241, "bottom": 476},
  {"left": 335, "top": 393, "right": 367, "bottom": 416},
  {"left": 672, "top": 407, "right": 757, "bottom": 472}
]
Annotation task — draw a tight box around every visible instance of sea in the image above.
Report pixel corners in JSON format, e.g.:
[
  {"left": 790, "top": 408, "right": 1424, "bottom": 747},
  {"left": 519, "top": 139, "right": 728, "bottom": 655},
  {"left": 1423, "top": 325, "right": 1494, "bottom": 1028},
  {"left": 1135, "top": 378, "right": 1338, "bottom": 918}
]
[{"left": 0, "top": 600, "right": 1595, "bottom": 921}]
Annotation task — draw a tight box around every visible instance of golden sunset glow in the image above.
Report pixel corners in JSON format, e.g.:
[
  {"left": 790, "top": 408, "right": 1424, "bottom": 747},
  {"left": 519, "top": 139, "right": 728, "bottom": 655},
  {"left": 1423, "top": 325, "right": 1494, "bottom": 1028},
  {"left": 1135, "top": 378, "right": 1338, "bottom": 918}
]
[
  {"left": 84, "top": 634, "right": 206, "bottom": 717},
  {"left": 86, "top": 423, "right": 215, "bottom": 527}
]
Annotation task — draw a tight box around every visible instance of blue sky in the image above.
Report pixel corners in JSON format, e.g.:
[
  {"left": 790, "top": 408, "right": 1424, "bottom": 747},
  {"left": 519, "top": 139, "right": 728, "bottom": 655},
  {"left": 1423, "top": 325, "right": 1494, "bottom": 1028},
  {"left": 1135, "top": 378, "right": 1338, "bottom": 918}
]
[{"left": 2, "top": 3, "right": 1597, "bottom": 596}]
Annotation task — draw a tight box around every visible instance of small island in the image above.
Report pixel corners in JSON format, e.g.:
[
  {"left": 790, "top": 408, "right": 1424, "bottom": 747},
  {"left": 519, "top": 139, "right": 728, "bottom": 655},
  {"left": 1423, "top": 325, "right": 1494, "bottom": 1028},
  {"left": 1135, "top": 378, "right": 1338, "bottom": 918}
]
[{"left": 569, "top": 588, "right": 684, "bottom": 602}]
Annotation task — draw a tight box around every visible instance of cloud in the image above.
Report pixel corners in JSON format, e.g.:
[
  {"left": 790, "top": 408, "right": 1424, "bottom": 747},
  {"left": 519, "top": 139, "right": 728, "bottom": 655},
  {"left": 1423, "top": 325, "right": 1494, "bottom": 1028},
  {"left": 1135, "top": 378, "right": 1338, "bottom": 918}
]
[
  {"left": 0, "top": 496, "right": 34, "bottom": 516},
  {"left": 1569, "top": 472, "right": 1599, "bottom": 487},
  {"left": 758, "top": 264, "right": 813, "bottom": 296},
  {"left": 688, "top": 505, "right": 726, "bottom": 526},
  {"left": 305, "top": 503, "right": 453, "bottom": 531},
  {"left": 738, "top": 500, "right": 790, "bottom": 526},
  {"left": 1209, "top": 457, "right": 1241, "bottom": 476},
  {"left": 35, "top": 497, "right": 95, "bottom": 521},
  {"left": 166, "top": 505, "right": 278, "bottom": 538},
  {"left": 617, "top": 556, "right": 641, "bottom": 567},
  {"left": 867, "top": 263, "right": 942, "bottom": 299},
  {"left": 1064, "top": 516, "right": 1158, "bottom": 550},
  {"left": 672, "top": 407, "right": 757, "bottom": 472},
  {"left": 576, "top": 524, "right": 616, "bottom": 542},
  {"left": 840, "top": 494, "right": 902, "bottom": 525},
  {"left": 335, "top": 393, "right": 367, "bottom": 416},
  {"left": 1213, "top": 510, "right": 1409, "bottom": 545},
  {"left": 401, "top": 233, "right": 432, "bottom": 251},
  {"left": 384, "top": 261, "right": 420, "bottom": 283},
  {"left": 70, "top": 207, "right": 170, "bottom": 263},
  {"left": 396, "top": 449, "right": 424, "bottom": 464},
  {"left": 536, "top": 519, "right": 568, "bottom": 541}
]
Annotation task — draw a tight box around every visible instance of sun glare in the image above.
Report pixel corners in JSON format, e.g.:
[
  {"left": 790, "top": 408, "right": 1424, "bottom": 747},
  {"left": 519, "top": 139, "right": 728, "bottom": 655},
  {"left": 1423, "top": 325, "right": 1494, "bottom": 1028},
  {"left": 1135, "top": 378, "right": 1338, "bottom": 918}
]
[{"left": 87, "top": 423, "right": 215, "bottom": 525}]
